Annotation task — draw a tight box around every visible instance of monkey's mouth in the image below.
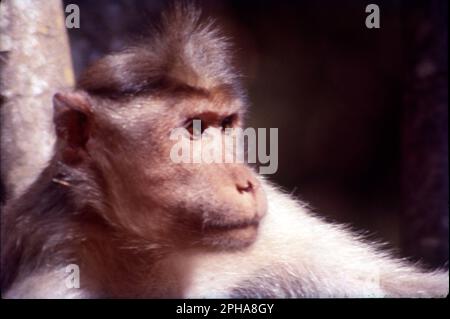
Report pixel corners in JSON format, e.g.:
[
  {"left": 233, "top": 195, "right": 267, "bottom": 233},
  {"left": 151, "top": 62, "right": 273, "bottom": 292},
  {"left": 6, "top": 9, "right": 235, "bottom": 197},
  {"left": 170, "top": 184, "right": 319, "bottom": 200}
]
[
  {"left": 201, "top": 218, "right": 260, "bottom": 250},
  {"left": 203, "top": 219, "right": 260, "bottom": 232}
]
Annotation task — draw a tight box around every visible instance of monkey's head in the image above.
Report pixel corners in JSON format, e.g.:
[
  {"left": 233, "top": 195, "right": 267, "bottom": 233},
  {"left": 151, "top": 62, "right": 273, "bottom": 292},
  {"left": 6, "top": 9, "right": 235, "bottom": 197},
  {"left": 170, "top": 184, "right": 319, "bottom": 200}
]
[{"left": 52, "top": 5, "right": 267, "bottom": 251}]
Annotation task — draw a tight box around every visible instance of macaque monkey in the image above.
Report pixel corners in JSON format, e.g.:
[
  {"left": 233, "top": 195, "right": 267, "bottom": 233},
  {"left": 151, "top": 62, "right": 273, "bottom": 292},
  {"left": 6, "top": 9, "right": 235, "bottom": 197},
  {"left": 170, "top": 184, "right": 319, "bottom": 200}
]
[{"left": 1, "top": 5, "right": 448, "bottom": 298}]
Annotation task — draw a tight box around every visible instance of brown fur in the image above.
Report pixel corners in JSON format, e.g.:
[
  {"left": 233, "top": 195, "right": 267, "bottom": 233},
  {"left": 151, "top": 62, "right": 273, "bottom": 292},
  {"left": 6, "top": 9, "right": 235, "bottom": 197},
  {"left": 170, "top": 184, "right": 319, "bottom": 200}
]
[
  {"left": 1, "top": 4, "right": 448, "bottom": 298},
  {"left": 1, "top": 4, "right": 265, "bottom": 298}
]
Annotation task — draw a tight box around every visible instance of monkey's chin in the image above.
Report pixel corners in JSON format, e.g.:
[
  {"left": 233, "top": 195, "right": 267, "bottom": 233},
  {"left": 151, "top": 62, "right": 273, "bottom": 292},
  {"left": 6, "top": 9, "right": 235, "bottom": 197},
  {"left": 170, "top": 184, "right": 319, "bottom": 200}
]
[{"left": 201, "top": 224, "right": 259, "bottom": 251}]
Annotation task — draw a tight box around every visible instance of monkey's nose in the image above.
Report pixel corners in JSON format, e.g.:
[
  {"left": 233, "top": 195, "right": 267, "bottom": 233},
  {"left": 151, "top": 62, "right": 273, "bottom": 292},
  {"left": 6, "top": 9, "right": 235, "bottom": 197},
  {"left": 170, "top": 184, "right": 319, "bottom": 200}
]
[{"left": 237, "top": 181, "right": 254, "bottom": 194}]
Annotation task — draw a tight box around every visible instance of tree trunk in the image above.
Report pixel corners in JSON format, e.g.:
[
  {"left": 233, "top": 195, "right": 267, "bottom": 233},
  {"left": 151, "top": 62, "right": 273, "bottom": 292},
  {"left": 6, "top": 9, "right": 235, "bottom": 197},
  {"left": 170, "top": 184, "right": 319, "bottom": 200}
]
[{"left": 0, "top": 0, "right": 74, "bottom": 201}]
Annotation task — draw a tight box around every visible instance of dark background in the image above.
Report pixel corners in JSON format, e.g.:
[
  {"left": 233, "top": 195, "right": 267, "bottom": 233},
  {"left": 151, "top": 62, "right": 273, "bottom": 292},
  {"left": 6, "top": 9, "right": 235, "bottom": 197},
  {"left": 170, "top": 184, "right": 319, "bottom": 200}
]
[{"left": 63, "top": 0, "right": 448, "bottom": 268}]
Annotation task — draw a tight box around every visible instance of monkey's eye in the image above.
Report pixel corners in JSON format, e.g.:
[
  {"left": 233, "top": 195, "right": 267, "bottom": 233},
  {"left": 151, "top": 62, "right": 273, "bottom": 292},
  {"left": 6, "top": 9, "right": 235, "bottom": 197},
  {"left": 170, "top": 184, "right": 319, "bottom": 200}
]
[
  {"left": 221, "top": 114, "right": 236, "bottom": 130},
  {"left": 185, "top": 118, "right": 205, "bottom": 137}
]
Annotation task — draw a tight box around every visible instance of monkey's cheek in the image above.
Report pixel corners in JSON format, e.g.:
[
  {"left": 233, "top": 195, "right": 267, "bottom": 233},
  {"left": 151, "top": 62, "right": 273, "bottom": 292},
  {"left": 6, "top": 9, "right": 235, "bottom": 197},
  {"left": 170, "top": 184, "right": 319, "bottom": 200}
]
[
  {"left": 255, "top": 188, "right": 268, "bottom": 220},
  {"left": 202, "top": 225, "right": 259, "bottom": 250}
]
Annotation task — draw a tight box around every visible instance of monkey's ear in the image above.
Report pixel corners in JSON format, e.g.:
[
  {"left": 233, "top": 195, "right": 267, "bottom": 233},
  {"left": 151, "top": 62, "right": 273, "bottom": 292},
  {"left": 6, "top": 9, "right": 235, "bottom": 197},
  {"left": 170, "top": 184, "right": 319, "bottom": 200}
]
[{"left": 53, "top": 92, "right": 92, "bottom": 164}]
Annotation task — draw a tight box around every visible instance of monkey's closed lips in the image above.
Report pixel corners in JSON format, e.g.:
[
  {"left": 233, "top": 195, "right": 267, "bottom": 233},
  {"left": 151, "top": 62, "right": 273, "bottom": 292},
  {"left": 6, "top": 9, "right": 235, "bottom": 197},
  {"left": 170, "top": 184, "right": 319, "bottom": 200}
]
[{"left": 203, "top": 219, "right": 260, "bottom": 231}]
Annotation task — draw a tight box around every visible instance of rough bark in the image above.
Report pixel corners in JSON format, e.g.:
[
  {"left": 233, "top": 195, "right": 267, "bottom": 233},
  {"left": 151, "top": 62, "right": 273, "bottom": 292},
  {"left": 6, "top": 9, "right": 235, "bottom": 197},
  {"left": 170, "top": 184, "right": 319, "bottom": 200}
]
[{"left": 0, "top": 0, "right": 74, "bottom": 201}]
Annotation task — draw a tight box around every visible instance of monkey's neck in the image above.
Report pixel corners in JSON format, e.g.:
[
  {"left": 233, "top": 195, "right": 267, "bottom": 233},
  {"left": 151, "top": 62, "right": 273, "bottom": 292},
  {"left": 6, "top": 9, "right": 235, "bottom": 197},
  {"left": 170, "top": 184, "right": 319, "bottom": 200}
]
[{"left": 71, "top": 211, "right": 188, "bottom": 298}]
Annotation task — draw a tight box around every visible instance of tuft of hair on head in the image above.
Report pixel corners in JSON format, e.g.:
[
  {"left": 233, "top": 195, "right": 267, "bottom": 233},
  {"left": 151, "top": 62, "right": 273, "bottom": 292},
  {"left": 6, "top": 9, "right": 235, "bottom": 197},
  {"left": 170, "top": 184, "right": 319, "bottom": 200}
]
[{"left": 77, "top": 3, "right": 239, "bottom": 99}]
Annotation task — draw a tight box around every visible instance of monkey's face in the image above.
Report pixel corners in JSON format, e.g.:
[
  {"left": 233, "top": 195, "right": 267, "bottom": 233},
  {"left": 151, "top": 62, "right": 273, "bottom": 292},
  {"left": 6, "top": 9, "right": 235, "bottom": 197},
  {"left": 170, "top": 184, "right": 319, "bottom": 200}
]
[{"left": 91, "top": 94, "right": 267, "bottom": 251}]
